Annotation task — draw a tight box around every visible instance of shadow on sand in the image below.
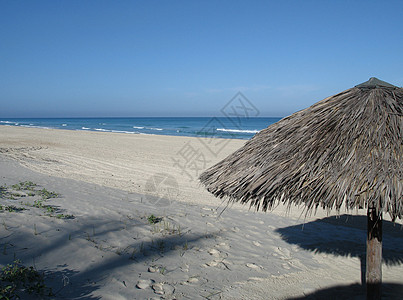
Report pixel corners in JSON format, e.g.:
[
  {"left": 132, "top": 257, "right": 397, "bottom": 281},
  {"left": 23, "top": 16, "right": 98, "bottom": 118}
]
[
  {"left": 276, "top": 214, "right": 403, "bottom": 299},
  {"left": 288, "top": 283, "right": 403, "bottom": 300},
  {"left": 287, "top": 282, "right": 403, "bottom": 300},
  {"left": 0, "top": 216, "right": 216, "bottom": 299}
]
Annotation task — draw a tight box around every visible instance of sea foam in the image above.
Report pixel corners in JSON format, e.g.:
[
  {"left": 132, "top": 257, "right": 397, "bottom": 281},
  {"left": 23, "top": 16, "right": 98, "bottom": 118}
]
[{"left": 216, "top": 128, "right": 260, "bottom": 134}]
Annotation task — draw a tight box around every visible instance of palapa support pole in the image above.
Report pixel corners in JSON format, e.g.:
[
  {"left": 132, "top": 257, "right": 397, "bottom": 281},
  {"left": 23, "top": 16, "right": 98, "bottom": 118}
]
[{"left": 366, "top": 205, "right": 382, "bottom": 300}]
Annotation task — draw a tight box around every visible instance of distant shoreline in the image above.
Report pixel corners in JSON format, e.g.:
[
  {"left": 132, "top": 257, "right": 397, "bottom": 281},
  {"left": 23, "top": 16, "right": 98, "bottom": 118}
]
[{"left": 0, "top": 116, "right": 282, "bottom": 140}]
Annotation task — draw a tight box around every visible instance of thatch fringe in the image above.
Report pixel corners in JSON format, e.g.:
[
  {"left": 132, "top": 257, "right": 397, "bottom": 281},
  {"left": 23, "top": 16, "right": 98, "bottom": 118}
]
[{"left": 200, "top": 85, "right": 403, "bottom": 221}]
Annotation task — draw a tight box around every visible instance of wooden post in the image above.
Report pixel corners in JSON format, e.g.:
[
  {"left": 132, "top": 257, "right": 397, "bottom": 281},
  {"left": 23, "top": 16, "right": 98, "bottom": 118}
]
[{"left": 366, "top": 206, "right": 382, "bottom": 300}]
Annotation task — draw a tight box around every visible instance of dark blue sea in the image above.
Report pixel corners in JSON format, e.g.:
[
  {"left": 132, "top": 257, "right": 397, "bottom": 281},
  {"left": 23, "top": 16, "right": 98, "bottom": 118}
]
[{"left": 0, "top": 117, "right": 282, "bottom": 140}]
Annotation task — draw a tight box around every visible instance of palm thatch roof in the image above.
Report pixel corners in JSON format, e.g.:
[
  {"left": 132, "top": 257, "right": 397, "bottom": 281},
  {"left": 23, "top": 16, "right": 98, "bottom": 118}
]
[{"left": 200, "top": 78, "right": 403, "bottom": 221}]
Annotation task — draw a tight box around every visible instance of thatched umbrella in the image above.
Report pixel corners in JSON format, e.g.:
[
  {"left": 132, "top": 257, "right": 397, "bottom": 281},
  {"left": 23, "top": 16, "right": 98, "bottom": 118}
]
[{"left": 200, "top": 77, "right": 402, "bottom": 300}]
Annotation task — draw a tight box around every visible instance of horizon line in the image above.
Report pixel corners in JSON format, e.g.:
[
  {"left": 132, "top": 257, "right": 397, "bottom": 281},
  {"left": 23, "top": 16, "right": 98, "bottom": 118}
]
[{"left": 0, "top": 115, "right": 285, "bottom": 119}]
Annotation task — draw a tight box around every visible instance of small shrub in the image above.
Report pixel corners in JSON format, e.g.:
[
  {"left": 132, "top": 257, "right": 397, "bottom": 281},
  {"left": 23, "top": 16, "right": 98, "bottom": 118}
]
[
  {"left": 0, "top": 260, "right": 53, "bottom": 299},
  {"left": 147, "top": 214, "right": 162, "bottom": 224}
]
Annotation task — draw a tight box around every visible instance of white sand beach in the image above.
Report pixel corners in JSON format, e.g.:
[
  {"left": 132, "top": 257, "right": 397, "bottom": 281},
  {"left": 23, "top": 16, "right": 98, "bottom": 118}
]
[{"left": 1, "top": 126, "right": 402, "bottom": 299}]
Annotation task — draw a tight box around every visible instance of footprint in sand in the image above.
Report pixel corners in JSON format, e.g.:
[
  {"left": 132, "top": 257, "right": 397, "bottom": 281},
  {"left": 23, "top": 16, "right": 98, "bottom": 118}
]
[
  {"left": 136, "top": 279, "right": 154, "bottom": 289},
  {"left": 246, "top": 263, "right": 262, "bottom": 270},
  {"left": 187, "top": 277, "right": 199, "bottom": 283},
  {"left": 252, "top": 241, "right": 262, "bottom": 247},
  {"left": 152, "top": 283, "right": 164, "bottom": 295},
  {"left": 272, "top": 246, "right": 292, "bottom": 260},
  {"left": 232, "top": 226, "right": 240, "bottom": 232},
  {"left": 217, "top": 242, "right": 230, "bottom": 250},
  {"left": 202, "top": 207, "right": 214, "bottom": 212},
  {"left": 152, "top": 283, "right": 174, "bottom": 296},
  {"left": 208, "top": 248, "right": 220, "bottom": 257},
  {"left": 205, "top": 260, "right": 220, "bottom": 267},
  {"left": 180, "top": 264, "right": 189, "bottom": 272}
]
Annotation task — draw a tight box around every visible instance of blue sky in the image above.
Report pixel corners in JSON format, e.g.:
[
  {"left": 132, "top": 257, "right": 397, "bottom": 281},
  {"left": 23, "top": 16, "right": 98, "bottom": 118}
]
[{"left": 1, "top": 0, "right": 402, "bottom": 118}]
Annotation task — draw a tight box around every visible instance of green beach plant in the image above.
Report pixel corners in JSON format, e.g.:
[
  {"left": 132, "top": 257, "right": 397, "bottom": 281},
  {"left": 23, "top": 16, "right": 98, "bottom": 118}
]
[
  {"left": 33, "top": 200, "right": 44, "bottom": 209},
  {"left": 0, "top": 205, "right": 25, "bottom": 213},
  {"left": 21, "top": 181, "right": 37, "bottom": 190},
  {"left": 46, "top": 206, "right": 56, "bottom": 213},
  {"left": 1, "top": 182, "right": 73, "bottom": 221},
  {"left": 159, "top": 266, "right": 166, "bottom": 275},
  {"left": 0, "top": 185, "right": 6, "bottom": 198},
  {"left": 11, "top": 181, "right": 37, "bottom": 191},
  {"left": 147, "top": 214, "right": 161, "bottom": 224},
  {"left": 38, "top": 188, "right": 59, "bottom": 200},
  {"left": 150, "top": 219, "right": 181, "bottom": 236},
  {"left": 55, "top": 214, "right": 74, "bottom": 219},
  {"left": 6, "top": 194, "right": 16, "bottom": 200},
  {"left": 0, "top": 259, "right": 53, "bottom": 299},
  {"left": 11, "top": 184, "right": 21, "bottom": 191}
]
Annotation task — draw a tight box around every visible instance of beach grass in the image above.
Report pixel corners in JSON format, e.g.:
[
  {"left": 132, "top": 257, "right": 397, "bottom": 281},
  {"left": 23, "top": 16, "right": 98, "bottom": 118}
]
[{"left": 0, "top": 181, "right": 74, "bottom": 220}]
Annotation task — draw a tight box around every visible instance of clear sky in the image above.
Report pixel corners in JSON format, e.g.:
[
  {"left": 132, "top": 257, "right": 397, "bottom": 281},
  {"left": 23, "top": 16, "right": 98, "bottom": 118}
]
[{"left": 1, "top": 0, "right": 402, "bottom": 118}]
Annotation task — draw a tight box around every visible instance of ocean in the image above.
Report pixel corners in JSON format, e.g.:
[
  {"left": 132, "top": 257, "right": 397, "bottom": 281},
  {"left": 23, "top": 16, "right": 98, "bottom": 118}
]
[{"left": 0, "top": 117, "right": 282, "bottom": 140}]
